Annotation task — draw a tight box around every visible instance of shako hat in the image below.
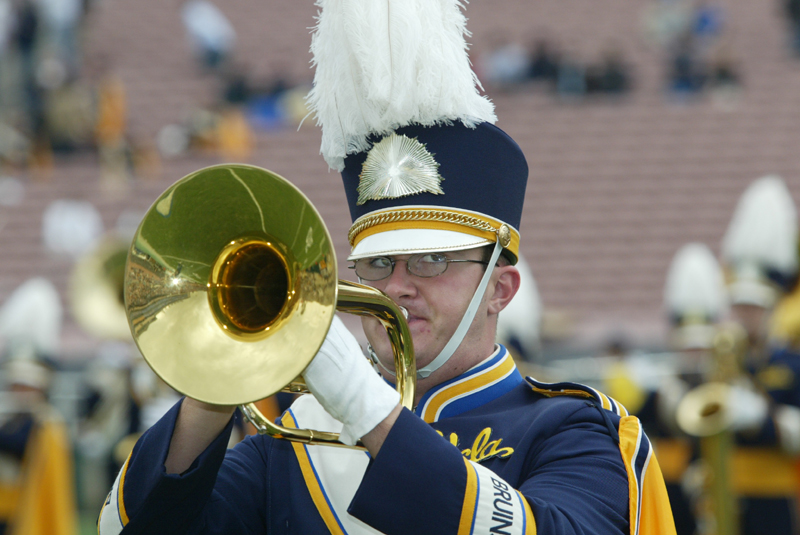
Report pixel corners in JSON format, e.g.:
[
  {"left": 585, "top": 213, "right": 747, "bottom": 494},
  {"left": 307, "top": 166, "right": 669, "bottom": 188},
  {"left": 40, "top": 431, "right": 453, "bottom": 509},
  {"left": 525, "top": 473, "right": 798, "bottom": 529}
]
[
  {"left": 306, "top": 0, "right": 528, "bottom": 265},
  {"left": 663, "top": 243, "right": 728, "bottom": 349},
  {"left": 721, "top": 175, "right": 799, "bottom": 308}
]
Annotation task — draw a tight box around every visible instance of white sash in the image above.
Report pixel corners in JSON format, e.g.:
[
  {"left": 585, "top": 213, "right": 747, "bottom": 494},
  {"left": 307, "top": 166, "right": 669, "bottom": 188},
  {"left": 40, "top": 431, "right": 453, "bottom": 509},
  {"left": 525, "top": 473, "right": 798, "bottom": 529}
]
[{"left": 289, "top": 395, "right": 385, "bottom": 534}]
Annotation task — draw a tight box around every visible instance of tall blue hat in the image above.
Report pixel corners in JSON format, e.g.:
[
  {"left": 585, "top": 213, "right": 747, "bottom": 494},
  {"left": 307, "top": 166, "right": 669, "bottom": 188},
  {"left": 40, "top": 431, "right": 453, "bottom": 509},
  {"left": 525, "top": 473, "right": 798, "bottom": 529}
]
[{"left": 306, "top": 0, "right": 528, "bottom": 265}]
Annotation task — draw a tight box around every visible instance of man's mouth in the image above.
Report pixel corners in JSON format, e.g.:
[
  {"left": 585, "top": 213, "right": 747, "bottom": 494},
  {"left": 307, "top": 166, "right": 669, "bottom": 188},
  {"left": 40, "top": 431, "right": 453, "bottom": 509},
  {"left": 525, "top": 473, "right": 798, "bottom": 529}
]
[
  {"left": 405, "top": 313, "right": 424, "bottom": 324},
  {"left": 397, "top": 305, "right": 425, "bottom": 326}
]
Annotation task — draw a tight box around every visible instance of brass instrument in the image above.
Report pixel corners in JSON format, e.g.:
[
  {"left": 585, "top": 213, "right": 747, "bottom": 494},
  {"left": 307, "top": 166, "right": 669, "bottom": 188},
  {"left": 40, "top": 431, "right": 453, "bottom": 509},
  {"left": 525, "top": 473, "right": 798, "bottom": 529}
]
[
  {"left": 123, "top": 164, "right": 415, "bottom": 449},
  {"left": 69, "top": 235, "right": 131, "bottom": 340},
  {"left": 676, "top": 324, "right": 747, "bottom": 437},
  {"left": 676, "top": 323, "right": 748, "bottom": 535}
]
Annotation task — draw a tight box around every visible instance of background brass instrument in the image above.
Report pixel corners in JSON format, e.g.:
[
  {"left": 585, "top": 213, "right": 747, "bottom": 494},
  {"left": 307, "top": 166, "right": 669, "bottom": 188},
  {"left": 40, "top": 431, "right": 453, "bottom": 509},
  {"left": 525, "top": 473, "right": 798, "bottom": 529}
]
[
  {"left": 123, "top": 164, "right": 415, "bottom": 448},
  {"left": 676, "top": 323, "right": 748, "bottom": 535},
  {"left": 676, "top": 324, "right": 747, "bottom": 438},
  {"left": 69, "top": 236, "right": 131, "bottom": 340}
]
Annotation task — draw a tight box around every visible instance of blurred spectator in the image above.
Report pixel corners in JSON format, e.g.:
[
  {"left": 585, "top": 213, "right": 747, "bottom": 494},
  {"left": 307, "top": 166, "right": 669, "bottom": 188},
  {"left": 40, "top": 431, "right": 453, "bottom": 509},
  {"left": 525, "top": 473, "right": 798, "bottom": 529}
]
[
  {"left": 555, "top": 51, "right": 587, "bottom": 100},
  {"left": 181, "top": 0, "right": 236, "bottom": 72},
  {"left": 37, "top": 0, "right": 84, "bottom": 77},
  {"left": 14, "top": 0, "right": 43, "bottom": 133},
  {"left": 0, "top": 0, "right": 13, "bottom": 78},
  {"left": 94, "top": 67, "right": 129, "bottom": 184},
  {"left": 44, "top": 78, "right": 94, "bottom": 153},
  {"left": 222, "top": 65, "right": 250, "bottom": 105},
  {"left": 691, "top": 0, "right": 724, "bottom": 54},
  {"left": 786, "top": 0, "right": 800, "bottom": 56},
  {"left": 527, "top": 39, "right": 559, "bottom": 82},
  {"left": 641, "top": 0, "right": 693, "bottom": 51},
  {"left": 710, "top": 56, "right": 740, "bottom": 89},
  {"left": 667, "top": 31, "right": 706, "bottom": 96},
  {"left": 586, "top": 45, "right": 632, "bottom": 95},
  {"left": 215, "top": 105, "right": 252, "bottom": 160},
  {"left": 94, "top": 68, "right": 126, "bottom": 148},
  {"left": 706, "top": 46, "right": 742, "bottom": 111},
  {"left": 242, "top": 72, "right": 292, "bottom": 131},
  {"left": 644, "top": 0, "right": 733, "bottom": 99},
  {"left": 479, "top": 33, "right": 529, "bottom": 88}
]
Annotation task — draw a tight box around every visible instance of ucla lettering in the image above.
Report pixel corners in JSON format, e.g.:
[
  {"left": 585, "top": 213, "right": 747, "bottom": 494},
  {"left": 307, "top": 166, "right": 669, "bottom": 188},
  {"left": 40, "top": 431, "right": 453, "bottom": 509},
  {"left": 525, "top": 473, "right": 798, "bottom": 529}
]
[
  {"left": 490, "top": 477, "right": 515, "bottom": 535},
  {"left": 435, "top": 427, "right": 514, "bottom": 462}
]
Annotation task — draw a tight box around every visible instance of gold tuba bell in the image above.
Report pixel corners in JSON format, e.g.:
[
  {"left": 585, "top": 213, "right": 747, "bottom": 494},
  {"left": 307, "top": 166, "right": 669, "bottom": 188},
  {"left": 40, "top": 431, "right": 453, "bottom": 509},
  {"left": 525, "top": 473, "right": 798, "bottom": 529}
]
[{"left": 123, "top": 164, "right": 415, "bottom": 449}]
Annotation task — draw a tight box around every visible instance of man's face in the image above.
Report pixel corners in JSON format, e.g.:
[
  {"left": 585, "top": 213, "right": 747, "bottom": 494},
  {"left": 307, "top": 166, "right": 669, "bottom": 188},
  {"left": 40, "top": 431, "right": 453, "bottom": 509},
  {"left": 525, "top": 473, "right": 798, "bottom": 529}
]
[{"left": 358, "top": 248, "right": 489, "bottom": 371}]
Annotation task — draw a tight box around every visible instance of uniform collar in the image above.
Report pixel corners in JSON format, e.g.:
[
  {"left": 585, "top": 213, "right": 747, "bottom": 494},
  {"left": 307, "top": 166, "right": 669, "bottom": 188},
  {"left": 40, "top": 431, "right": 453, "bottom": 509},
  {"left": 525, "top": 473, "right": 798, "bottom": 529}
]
[{"left": 414, "top": 345, "right": 523, "bottom": 423}]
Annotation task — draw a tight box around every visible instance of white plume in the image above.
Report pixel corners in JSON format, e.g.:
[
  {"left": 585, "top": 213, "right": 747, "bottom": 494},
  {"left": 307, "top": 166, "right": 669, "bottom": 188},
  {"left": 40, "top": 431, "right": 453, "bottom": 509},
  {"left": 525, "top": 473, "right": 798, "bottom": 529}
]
[
  {"left": 0, "top": 278, "right": 63, "bottom": 356},
  {"left": 664, "top": 243, "right": 728, "bottom": 319},
  {"left": 721, "top": 175, "right": 798, "bottom": 276},
  {"left": 307, "top": 0, "right": 497, "bottom": 171}
]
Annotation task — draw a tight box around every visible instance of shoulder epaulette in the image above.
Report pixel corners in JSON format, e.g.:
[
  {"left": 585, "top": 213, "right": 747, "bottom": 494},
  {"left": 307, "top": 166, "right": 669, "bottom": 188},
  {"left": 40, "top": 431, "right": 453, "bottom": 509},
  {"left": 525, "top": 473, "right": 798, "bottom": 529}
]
[{"left": 525, "top": 377, "right": 629, "bottom": 417}]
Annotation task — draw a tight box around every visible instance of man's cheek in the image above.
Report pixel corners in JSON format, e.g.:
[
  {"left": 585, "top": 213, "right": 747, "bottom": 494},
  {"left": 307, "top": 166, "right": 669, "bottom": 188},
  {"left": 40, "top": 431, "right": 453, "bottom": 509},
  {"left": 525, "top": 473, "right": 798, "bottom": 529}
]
[{"left": 361, "top": 316, "right": 390, "bottom": 346}]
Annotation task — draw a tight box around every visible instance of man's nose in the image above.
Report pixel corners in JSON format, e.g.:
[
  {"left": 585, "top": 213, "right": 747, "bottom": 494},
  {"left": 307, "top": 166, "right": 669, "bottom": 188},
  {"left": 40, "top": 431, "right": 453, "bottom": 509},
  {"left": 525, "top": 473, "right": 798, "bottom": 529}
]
[{"left": 382, "top": 260, "right": 417, "bottom": 298}]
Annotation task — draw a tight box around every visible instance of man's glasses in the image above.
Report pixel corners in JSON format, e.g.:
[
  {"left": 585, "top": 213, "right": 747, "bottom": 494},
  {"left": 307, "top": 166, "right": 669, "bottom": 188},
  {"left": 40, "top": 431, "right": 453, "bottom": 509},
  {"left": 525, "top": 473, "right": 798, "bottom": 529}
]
[{"left": 350, "top": 253, "right": 489, "bottom": 281}]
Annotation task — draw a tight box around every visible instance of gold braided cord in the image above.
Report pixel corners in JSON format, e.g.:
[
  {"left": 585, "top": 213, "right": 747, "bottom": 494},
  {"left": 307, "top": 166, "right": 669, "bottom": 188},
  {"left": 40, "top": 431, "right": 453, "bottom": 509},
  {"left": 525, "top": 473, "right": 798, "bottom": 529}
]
[{"left": 348, "top": 209, "right": 498, "bottom": 246}]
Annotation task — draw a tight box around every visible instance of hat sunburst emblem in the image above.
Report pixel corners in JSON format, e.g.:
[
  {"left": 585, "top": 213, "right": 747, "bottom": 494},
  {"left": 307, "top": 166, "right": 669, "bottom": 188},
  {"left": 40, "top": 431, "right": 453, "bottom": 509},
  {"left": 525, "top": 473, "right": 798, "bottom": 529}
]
[{"left": 357, "top": 133, "right": 443, "bottom": 205}]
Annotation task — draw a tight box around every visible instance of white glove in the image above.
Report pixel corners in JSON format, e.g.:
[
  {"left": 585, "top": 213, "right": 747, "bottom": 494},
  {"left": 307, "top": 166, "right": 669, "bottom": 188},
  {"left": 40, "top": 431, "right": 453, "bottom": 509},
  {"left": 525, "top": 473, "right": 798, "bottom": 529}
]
[
  {"left": 727, "top": 384, "right": 769, "bottom": 432},
  {"left": 303, "top": 315, "right": 401, "bottom": 445}
]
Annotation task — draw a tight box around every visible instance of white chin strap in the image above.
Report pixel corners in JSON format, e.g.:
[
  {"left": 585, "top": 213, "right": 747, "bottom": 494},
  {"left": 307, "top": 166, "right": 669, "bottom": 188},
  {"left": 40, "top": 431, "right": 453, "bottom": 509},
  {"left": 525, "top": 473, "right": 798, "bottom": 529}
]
[{"left": 416, "top": 240, "right": 503, "bottom": 378}]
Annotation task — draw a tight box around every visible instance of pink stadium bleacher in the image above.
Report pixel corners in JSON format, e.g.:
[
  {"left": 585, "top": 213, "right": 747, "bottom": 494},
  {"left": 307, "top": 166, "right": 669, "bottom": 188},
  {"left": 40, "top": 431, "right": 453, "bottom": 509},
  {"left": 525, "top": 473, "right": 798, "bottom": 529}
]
[{"left": 2, "top": 0, "right": 799, "bottom": 354}]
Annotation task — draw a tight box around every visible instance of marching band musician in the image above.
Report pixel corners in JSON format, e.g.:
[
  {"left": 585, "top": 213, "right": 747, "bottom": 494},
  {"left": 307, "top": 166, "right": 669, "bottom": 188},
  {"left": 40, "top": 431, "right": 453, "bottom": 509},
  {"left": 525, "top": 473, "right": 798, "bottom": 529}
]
[
  {"left": 600, "top": 243, "right": 726, "bottom": 535},
  {"left": 0, "top": 278, "right": 77, "bottom": 535},
  {"left": 98, "top": 2, "right": 676, "bottom": 534},
  {"left": 653, "top": 243, "right": 728, "bottom": 535},
  {"left": 718, "top": 175, "right": 800, "bottom": 535}
]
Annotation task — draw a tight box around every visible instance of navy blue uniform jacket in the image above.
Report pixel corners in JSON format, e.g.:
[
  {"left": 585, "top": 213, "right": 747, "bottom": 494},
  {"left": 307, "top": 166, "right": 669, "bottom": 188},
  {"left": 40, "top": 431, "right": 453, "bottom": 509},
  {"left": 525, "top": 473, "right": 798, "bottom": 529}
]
[{"left": 99, "top": 346, "right": 675, "bottom": 535}]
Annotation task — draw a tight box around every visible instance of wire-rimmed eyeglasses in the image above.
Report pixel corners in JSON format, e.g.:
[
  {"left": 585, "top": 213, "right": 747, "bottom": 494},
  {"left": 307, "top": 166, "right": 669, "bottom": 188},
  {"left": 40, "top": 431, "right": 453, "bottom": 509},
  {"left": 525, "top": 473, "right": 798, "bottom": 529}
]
[{"left": 350, "top": 253, "right": 489, "bottom": 281}]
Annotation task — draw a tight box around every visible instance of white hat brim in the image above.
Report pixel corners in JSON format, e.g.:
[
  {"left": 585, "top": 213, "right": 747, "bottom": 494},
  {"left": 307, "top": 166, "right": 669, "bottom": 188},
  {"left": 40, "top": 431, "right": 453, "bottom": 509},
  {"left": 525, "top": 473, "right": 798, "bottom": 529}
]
[
  {"left": 348, "top": 229, "right": 491, "bottom": 260},
  {"left": 728, "top": 279, "right": 778, "bottom": 308},
  {"left": 671, "top": 324, "right": 716, "bottom": 350}
]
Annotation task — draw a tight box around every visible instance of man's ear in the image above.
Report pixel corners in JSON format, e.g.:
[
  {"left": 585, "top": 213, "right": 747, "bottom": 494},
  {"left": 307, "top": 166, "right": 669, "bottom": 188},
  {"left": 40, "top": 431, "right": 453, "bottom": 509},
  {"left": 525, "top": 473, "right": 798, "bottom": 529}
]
[{"left": 487, "top": 265, "right": 521, "bottom": 315}]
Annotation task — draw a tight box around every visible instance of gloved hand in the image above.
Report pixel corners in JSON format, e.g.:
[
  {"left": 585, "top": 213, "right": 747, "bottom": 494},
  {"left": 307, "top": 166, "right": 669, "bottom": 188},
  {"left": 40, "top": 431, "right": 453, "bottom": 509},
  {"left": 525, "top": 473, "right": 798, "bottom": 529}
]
[
  {"left": 727, "top": 384, "right": 769, "bottom": 432},
  {"left": 303, "top": 315, "right": 401, "bottom": 445}
]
